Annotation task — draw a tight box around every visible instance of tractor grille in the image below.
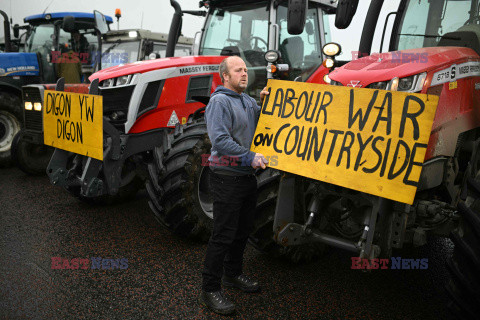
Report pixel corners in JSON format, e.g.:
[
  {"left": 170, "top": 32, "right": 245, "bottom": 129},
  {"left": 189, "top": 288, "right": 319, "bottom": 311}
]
[
  {"left": 100, "top": 86, "right": 135, "bottom": 113},
  {"left": 99, "top": 85, "right": 135, "bottom": 114},
  {"left": 24, "top": 110, "right": 43, "bottom": 131},
  {"left": 137, "top": 80, "right": 164, "bottom": 118},
  {"left": 186, "top": 75, "right": 213, "bottom": 103},
  {"left": 99, "top": 84, "right": 136, "bottom": 132},
  {"left": 22, "top": 86, "right": 43, "bottom": 132},
  {"left": 22, "top": 87, "right": 42, "bottom": 102}
]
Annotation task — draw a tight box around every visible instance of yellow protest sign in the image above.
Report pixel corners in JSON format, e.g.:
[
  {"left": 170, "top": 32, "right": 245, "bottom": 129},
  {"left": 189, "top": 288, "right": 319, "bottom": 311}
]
[
  {"left": 43, "top": 90, "right": 103, "bottom": 160},
  {"left": 251, "top": 79, "right": 439, "bottom": 204}
]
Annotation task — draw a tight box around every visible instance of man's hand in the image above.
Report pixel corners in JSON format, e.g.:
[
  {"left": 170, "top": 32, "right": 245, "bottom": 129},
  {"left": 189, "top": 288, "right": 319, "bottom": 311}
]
[
  {"left": 260, "top": 87, "right": 269, "bottom": 105},
  {"left": 251, "top": 153, "right": 268, "bottom": 169}
]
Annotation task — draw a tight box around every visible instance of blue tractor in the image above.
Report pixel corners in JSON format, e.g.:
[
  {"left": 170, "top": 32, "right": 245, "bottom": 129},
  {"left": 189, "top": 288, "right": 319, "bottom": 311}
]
[{"left": 0, "top": 10, "right": 112, "bottom": 166}]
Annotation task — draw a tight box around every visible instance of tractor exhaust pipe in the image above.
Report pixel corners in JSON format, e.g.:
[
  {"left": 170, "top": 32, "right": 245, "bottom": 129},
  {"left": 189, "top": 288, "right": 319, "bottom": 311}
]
[
  {"left": 166, "top": 0, "right": 183, "bottom": 58},
  {"left": 0, "top": 10, "right": 12, "bottom": 52},
  {"left": 358, "top": 0, "right": 384, "bottom": 56}
]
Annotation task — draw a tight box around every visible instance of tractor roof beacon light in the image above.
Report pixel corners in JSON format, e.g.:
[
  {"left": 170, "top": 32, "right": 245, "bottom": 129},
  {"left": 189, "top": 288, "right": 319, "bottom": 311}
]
[{"left": 115, "top": 8, "right": 121, "bottom": 30}]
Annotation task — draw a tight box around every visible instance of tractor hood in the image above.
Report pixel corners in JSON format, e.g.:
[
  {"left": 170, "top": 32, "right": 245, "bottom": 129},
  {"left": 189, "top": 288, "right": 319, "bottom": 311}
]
[
  {"left": 329, "top": 47, "right": 479, "bottom": 88},
  {"left": 89, "top": 56, "right": 225, "bottom": 83}
]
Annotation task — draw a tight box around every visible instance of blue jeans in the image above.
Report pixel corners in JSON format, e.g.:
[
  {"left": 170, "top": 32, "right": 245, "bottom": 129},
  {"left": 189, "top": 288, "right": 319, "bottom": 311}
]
[{"left": 202, "top": 171, "right": 257, "bottom": 292}]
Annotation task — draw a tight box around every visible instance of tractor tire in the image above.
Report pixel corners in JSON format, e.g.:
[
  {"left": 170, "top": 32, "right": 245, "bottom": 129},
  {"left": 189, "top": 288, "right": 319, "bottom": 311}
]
[
  {"left": 446, "top": 145, "right": 480, "bottom": 319},
  {"left": 145, "top": 117, "right": 324, "bottom": 262},
  {"left": 11, "top": 130, "right": 54, "bottom": 175},
  {"left": 0, "top": 91, "right": 22, "bottom": 167},
  {"left": 249, "top": 169, "right": 325, "bottom": 263},
  {"left": 146, "top": 118, "right": 213, "bottom": 240}
]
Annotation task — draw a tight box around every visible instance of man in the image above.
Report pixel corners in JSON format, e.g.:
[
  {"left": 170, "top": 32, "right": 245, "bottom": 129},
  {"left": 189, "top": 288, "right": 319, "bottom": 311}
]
[
  {"left": 71, "top": 31, "right": 89, "bottom": 54},
  {"left": 199, "top": 56, "right": 269, "bottom": 315},
  {"left": 56, "top": 45, "right": 82, "bottom": 84}
]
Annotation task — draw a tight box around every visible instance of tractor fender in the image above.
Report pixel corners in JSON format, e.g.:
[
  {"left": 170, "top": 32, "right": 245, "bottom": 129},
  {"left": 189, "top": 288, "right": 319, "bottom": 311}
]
[{"left": 0, "top": 83, "right": 22, "bottom": 96}]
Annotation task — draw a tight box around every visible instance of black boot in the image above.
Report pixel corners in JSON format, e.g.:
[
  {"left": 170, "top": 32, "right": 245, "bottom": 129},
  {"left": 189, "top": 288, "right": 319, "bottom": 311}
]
[
  {"left": 222, "top": 274, "right": 260, "bottom": 293},
  {"left": 199, "top": 290, "right": 236, "bottom": 315}
]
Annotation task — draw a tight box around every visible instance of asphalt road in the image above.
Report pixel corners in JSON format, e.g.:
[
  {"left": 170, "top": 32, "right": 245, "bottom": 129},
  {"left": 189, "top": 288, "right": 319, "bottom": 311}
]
[{"left": 0, "top": 166, "right": 453, "bottom": 319}]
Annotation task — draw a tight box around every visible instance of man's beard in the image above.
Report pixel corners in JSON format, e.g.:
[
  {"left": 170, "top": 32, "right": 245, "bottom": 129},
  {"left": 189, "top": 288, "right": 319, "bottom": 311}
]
[{"left": 237, "top": 80, "right": 248, "bottom": 91}]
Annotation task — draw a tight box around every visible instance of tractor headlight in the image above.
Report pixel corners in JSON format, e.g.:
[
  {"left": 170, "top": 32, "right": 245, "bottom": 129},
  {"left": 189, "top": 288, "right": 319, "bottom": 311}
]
[
  {"left": 264, "top": 50, "right": 281, "bottom": 63},
  {"left": 34, "top": 102, "right": 42, "bottom": 111},
  {"left": 367, "top": 81, "right": 389, "bottom": 90},
  {"left": 398, "top": 76, "right": 415, "bottom": 91},
  {"left": 101, "top": 74, "right": 135, "bottom": 88},
  {"left": 116, "top": 75, "right": 130, "bottom": 86},
  {"left": 25, "top": 102, "right": 33, "bottom": 110},
  {"left": 323, "top": 74, "right": 331, "bottom": 84},
  {"left": 102, "top": 78, "right": 115, "bottom": 88},
  {"left": 389, "top": 72, "right": 427, "bottom": 92},
  {"left": 323, "top": 58, "right": 335, "bottom": 68},
  {"left": 323, "top": 42, "right": 341, "bottom": 57}
]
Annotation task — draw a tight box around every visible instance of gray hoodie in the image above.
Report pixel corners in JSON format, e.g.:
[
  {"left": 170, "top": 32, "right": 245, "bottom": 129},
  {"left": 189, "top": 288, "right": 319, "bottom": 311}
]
[{"left": 205, "top": 86, "right": 260, "bottom": 175}]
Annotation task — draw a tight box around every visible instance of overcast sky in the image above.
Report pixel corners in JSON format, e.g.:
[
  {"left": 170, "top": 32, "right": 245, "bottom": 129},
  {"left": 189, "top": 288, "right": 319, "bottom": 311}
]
[
  {"left": 1, "top": 0, "right": 400, "bottom": 57},
  {"left": 1, "top": 0, "right": 206, "bottom": 38}
]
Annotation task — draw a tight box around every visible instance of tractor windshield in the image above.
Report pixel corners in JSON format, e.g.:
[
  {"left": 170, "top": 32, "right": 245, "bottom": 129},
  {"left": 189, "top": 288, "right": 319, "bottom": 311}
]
[
  {"left": 101, "top": 41, "right": 140, "bottom": 68},
  {"left": 25, "top": 24, "right": 57, "bottom": 53},
  {"left": 200, "top": 2, "right": 269, "bottom": 57},
  {"left": 199, "top": 1, "right": 328, "bottom": 97},
  {"left": 200, "top": 1, "right": 269, "bottom": 98},
  {"left": 276, "top": 4, "right": 323, "bottom": 81},
  {"left": 25, "top": 24, "right": 100, "bottom": 82},
  {"left": 154, "top": 43, "right": 191, "bottom": 59},
  {"left": 395, "top": 0, "right": 480, "bottom": 50},
  {"left": 25, "top": 24, "right": 66, "bottom": 82}
]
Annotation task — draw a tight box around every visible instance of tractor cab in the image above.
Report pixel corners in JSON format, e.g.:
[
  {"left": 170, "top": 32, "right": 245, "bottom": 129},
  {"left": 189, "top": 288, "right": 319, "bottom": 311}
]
[
  {"left": 390, "top": 0, "right": 480, "bottom": 54},
  {"left": 327, "top": 0, "right": 480, "bottom": 91},
  {"left": 169, "top": 0, "right": 337, "bottom": 99},
  {"left": 100, "top": 29, "right": 193, "bottom": 70},
  {"left": 18, "top": 12, "right": 113, "bottom": 83}
]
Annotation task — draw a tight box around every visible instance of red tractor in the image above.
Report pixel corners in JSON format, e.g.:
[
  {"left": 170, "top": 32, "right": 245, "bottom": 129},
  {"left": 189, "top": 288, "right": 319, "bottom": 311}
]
[
  {"left": 268, "top": 0, "right": 479, "bottom": 318},
  {"left": 38, "top": 0, "right": 336, "bottom": 246}
]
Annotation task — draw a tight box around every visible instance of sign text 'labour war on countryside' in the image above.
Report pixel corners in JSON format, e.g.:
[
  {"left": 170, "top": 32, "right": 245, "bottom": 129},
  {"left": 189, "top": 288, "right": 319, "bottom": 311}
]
[{"left": 251, "top": 80, "right": 439, "bottom": 204}]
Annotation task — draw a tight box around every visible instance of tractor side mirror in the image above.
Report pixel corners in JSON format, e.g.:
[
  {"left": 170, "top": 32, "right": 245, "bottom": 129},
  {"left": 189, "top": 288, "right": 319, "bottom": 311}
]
[
  {"left": 287, "top": 0, "right": 307, "bottom": 35},
  {"left": 62, "top": 16, "right": 75, "bottom": 33},
  {"left": 335, "top": 0, "right": 359, "bottom": 29},
  {"left": 13, "top": 24, "right": 19, "bottom": 38},
  {"left": 94, "top": 10, "right": 109, "bottom": 34}
]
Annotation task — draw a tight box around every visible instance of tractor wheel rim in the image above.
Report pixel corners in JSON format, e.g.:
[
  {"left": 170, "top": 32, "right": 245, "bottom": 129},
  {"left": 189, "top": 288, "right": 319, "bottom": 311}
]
[
  {"left": 0, "top": 111, "right": 20, "bottom": 152},
  {"left": 0, "top": 121, "right": 6, "bottom": 141},
  {"left": 198, "top": 166, "right": 214, "bottom": 220}
]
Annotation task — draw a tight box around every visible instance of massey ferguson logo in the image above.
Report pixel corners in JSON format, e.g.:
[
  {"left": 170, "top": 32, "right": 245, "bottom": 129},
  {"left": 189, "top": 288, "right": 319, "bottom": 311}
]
[{"left": 347, "top": 80, "right": 362, "bottom": 88}]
